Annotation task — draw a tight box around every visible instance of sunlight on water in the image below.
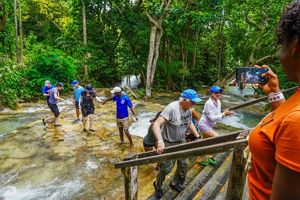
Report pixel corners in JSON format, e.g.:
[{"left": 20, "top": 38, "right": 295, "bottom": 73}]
[
  {"left": 129, "top": 112, "right": 157, "bottom": 138},
  {"left": 0, "top": 179, "right": 84, "bottom": 200}
]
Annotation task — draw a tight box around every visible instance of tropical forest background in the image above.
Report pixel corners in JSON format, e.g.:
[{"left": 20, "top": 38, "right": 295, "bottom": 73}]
[{"left": 0, "top": 0, "right": 297, "bottom": 109}]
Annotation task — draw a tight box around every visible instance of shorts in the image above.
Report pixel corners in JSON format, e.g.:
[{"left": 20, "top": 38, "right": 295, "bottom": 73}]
[
  {"left": 81, "top": 105, "right": 94, "bottom": 117},
  {"left": 143, "top": 141, "right": 155, "bottom": 148},
  {"left": 49, "top": 104, "right": 60, "bottom": 117},
  {"left": 75, "top": 101, "right": 80, "bottom": 109},
  {"left": 198, "top": 121, "right": 214, "bottom": 133},
  {"left": 116, "top": 117, "right": 129, "bottom": 130}
]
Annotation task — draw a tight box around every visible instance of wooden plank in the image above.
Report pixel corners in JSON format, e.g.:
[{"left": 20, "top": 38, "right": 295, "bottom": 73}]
[
  {"left": 115, "top": 139, "right": 248, "bottom": 168},
  {"left": 173, "top": 152, "right": 230, "bottom": 200},
  {"left": 133, "top": 129, "right": 252, "bottom": 160},
  {"left": 225, "top": 145, "right": 248, "bottom": 200}
]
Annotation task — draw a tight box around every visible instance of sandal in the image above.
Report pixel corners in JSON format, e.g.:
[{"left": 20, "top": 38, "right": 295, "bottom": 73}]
[
  {"left": 207, "top": 157, "right": 217, "bottom": 166},
  {"left": 198, "top": 161, "right": 209, "bottom": 166}
]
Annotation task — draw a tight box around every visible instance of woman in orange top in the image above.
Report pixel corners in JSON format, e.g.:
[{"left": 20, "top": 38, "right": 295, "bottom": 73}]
[{"left": 248, "top": 1, "right": 300, "bottom": 199}]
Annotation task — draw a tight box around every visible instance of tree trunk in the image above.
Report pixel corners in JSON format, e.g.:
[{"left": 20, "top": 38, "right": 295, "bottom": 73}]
[
  {"left": 13, "top": 0, "right": 19, "bottom": 63},
  {"left": 192, "top": 29, "right": 199, "bottom": 69},
  {"left": 18, "top": 0, "right": 23, "bottom": 63},
  {"left": 146, "top": 25, "right": 163, "bottom": 97},
  {"left": 82, "top": 0, "right": 87, "bottom": 45},
  {"left": 216, "top": 11, "right": 225, "bottom": 84},
  {"left": 145, "top": 0, "right": 171, "bottom": 97},
  {"left": 81, "top": 0, "right": 88, "bottom": 77}
]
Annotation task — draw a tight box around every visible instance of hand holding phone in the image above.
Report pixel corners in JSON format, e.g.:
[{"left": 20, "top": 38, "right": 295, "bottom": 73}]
[
  {"left": 256, "top": 65, "right": 281, "bottom": 95},
  {"left": 236, "top": 67, "right": 269, "bottom": 84}
]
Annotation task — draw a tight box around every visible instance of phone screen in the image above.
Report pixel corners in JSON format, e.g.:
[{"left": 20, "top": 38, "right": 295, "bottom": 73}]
[{"left": 236, "top": 67, "right": 268, "bottom": 84}]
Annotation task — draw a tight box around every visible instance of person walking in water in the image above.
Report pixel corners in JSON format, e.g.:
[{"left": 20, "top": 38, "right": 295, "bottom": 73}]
[
  {"left": 198, "top": 86, "right": 233, "bottom": 138},
  {"left": 71, "top": 80, "right": 84, "bottom": 123},
  {"left": 42, "top": 80, "right": 55, "bottom": 124},
  {"left": 80, "top": 84, "right": 96, "bottom": 132},
  {"left": 102, "top": 86, "right": 138, "bottom": 147},
  {"left": 152, "top": 89, "right": 201, "bottom": 199},
  {"left": 48, "top": 82, "right": 65, "bottom": 126}
]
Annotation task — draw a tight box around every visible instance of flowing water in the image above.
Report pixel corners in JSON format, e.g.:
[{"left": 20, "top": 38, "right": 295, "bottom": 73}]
[{"left": 0, "top": 88, "right": 267, "bottom": 200}]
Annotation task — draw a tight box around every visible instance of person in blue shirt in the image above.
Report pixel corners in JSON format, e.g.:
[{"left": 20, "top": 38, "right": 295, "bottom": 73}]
[
  {"left": 102, "top": 86, "right": 138, "bottom": 147},
  {"left": 42, "top": 80, "right": 55, "bottom": 125},
  {"left": 71, "top": 80, "right": 85, "bottom": 123}
]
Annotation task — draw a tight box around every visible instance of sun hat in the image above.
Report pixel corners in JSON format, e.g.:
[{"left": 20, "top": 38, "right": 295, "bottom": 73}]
[
  {"left": 210, "top": 86, "right": 224, "bottom": 93},
  {"left": 181, "top": 89, "right": 202, "bottom": 103},
  {"left": 110, "top": 86, "right": 122, "bottom": 93},
  {"left": 85, "top": 84, "right": 94, "bottom": 92}
]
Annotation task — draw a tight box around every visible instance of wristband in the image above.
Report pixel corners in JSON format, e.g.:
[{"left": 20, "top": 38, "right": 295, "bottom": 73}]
[
  {"left": 157, "top": 140, "right": 164, "bottom": 144},
  {"left": 268, "top": 92, "right": 285, "bottom": 102}
]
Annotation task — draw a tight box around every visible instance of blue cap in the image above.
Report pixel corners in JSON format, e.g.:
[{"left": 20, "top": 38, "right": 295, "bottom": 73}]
[
  {"left": 72, "top": 80, "right": 79, "bottom": 86},
  {"left": 210, "top": 86, "right": 224, "bottom": 93},
  {"left": 181, "top": 89, "right": 202, "bottom": 103}
]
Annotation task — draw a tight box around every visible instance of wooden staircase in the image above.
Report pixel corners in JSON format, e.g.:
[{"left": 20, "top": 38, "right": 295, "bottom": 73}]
[{"left": 115, "top": 129, "right": 251, "bottom": 200}]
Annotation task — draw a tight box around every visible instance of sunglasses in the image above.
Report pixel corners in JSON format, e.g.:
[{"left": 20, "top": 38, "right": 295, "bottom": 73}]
[{"left": 214, "top": 91, "right": 223, "bottom": 94}]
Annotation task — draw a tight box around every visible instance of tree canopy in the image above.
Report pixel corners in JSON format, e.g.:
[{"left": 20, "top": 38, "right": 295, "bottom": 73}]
[{"left": 0, "top": 0, "right": 295, "bottom": 108}]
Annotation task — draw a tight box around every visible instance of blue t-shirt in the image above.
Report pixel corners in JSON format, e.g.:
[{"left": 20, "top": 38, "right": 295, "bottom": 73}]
[
  {"left": 112, "top": 95, "right": 133, "bottom": 119},
  {"left": 74, "top": 86, "right": 84, "bottom": 102},
  {"left": 42, "top": 85, "right": 54, "bottom": 102},
  {"left": 49, "top": 87, "right": 59, "bottom": 105}
]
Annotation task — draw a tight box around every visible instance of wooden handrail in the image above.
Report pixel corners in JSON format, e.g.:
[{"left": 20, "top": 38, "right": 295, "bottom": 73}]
[
  {"left": 229, "top": 86, "right": 298, "bottom": 110},
  {"left": 123, "top": 129, "right": 252, "bottom": 162},
  {"left": 115, "top": 138, "right": 248, "bottom": 168}
]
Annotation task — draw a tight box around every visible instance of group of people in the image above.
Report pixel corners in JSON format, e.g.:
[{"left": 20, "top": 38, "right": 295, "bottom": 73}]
[
  {"left": 39, "top": 2, "right": 300, "bottom": 199},
  {"left": 152, "top": 1, "right": 300, "bottom": 199},
  {"left": 142, "top": 87, "right": 233, "bottom": 199},
  {"left": 42, "top": 81, "right": 138, "bottom": 147}
]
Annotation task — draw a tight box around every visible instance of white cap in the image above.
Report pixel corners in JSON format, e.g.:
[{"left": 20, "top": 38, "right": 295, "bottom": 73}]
[
  {"left": 111, "top": 86, "right": 122, "bottom": 93},
  {"left": 45, "top": 80, "right": 51, "bottom": 86}
]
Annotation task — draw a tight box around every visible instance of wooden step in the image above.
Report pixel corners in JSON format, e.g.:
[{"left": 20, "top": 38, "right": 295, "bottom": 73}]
[
  {"left": 192, "top": 153, "right": 232, "bottom": 200},
  {"left": 174, "top": 152, "right": 230, "bottom": 200},
  {"left": 147, "top": 152, "right": 230, "bottom": 200}
]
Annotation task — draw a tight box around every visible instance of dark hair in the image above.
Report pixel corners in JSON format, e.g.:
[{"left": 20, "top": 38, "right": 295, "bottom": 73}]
[{"left": 277, "top": 1, "right": 300, "bottom": 44}]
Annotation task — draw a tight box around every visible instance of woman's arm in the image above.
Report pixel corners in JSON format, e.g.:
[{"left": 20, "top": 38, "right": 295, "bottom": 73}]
[
  {"left": 102, "top": 97, "right": 113, "bottom": 105},
  {"left": 271, "top": 163, "right": 300, "bottom": 200},
  {"left": 258, "top": 65, "right": 285, "bottom": 110}
]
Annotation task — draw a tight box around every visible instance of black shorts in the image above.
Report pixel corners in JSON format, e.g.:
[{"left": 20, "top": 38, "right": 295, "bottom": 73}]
[
  {"left": 143, "top": 141, "right": 155, "bottom": 148},
  {"left": 49, "top": 104, "right": 60, "bottom": 117},
  {"left": 75, "top": 101, "right": 80, "bottom": 109},
  {"left": 81, "top": 105, "right": 94, "bottom": 117}
]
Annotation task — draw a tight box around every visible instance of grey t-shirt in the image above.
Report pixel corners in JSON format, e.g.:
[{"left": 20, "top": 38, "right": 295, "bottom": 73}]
[
  {"left": 49, "top": 87, "right": 59, "bottom": 105},
  {"left": 160, "top": 101, "right": 192, "bottom": 143}
]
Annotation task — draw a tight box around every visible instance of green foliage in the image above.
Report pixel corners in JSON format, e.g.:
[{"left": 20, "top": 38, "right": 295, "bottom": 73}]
[
  {"left": 0, "top": 58, "right": 22, "bottom": 109},
  {"left": 0, "top": 0, "right": 297, "bottom": 107},
  {"left": 27, "top": 46, "right": 77, "bottom": 92}
]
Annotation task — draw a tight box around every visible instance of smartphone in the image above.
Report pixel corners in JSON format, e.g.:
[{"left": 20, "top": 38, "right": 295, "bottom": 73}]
[{"left": 236, "top": 67, "right": 269, "bottom": 84}]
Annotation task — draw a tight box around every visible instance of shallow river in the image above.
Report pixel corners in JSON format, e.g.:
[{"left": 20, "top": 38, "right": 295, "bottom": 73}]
[{"left": 0, "top": 88, "right": 266, "bottom": 200}]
